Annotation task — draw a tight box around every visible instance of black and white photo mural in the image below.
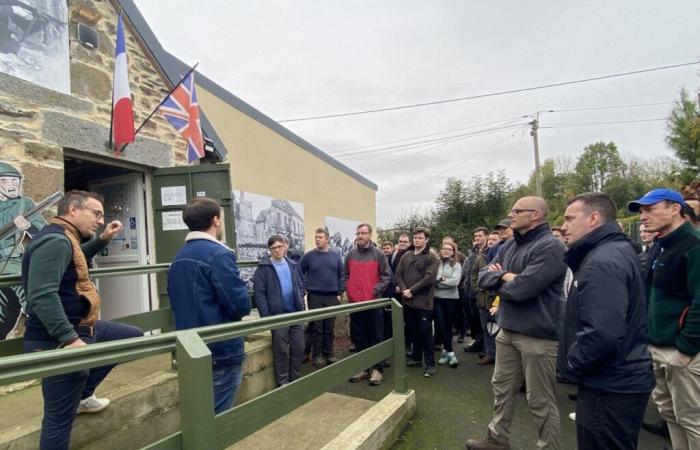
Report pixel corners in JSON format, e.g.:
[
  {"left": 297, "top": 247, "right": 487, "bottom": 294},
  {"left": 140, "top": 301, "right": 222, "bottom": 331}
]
[
  {"left": 325, "top": 216, "right": 361, "bottom": 261},
  {"left": 0, "top": 0, "right": 70, "bottom": 94},
  {"left": 233, "top": 190, "right": 305, "bottom": 288}
]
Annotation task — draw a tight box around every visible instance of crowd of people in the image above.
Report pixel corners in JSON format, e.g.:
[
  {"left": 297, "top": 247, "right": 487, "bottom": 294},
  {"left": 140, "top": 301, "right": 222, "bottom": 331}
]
[{"left": 16, "top": 187, "right": 700, "bottom": 450}]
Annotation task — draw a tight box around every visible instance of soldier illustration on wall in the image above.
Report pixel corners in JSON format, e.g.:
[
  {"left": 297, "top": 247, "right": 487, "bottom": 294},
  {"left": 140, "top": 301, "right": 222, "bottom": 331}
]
[{"left": 0, "top": 161, "right": 46, "bottom": 339}]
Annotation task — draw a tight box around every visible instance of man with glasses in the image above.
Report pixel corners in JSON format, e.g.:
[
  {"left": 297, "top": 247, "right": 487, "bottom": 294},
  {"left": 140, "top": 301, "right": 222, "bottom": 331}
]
[
  {"left": 22, "top": 190, "right": 143, "bottom": 450},
  {"left": 254, "top": 235, "right": 305, "bottom": 387},
  {"left": 345, "top": 223, "right": 391, "bottom": 386},
  {"left": 629, "top": 189, "right": 700, "bottom": 450},
  {"left": 467, "top": 197, "right": 567, "bottom": 450}
]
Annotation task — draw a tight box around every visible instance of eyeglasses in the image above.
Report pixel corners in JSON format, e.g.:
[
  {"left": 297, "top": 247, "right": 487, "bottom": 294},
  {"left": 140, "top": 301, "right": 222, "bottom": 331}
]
[
  {"left": 269, "top": 245, "right": 285, "bottom": 251},
  {"left": 398, "top": 240, "right": 409, "bottom": 244},
  {"left": 510, "top": 208, "right": 537, "bottom": 215},
  {"left": 356, "top": 231, "right": 370, "bottom": 236},
  {"left": 83, "top": 207, "right": 104, "bottom": 220}
]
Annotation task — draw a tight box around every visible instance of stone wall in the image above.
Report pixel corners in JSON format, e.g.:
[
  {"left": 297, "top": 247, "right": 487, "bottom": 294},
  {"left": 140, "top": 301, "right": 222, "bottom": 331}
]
[{"left": 0, "top": 0, "right": 189, "bottom": 206}]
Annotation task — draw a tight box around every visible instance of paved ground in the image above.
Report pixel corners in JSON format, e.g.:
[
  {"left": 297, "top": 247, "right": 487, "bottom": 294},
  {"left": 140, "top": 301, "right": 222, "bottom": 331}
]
[{"left": 330, "top": 337, "right": 670, "bottom": 450}]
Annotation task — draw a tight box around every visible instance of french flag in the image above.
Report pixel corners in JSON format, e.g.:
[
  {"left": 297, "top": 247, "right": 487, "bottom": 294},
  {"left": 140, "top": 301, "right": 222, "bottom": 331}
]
[{"left": 112, "top": 15, "right": 135, "bottom": 152}]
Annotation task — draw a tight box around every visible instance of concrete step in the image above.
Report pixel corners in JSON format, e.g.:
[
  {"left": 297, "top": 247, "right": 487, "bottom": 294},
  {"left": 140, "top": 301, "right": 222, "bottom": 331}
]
[{"left": 0, "top": 334, "right": 274, "bottom": 450}]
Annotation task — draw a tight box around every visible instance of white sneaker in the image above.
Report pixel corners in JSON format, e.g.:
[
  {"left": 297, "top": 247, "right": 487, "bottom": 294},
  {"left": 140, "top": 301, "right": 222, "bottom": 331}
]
[
  {"left": 568, "top": 412, "right": 576, "bottom": 422},
  {"left": 438, "top": 350, "right": 449, "bottom": 365},
  {"left": 77, "top": 395, "right": 110, "bottom": 414}
]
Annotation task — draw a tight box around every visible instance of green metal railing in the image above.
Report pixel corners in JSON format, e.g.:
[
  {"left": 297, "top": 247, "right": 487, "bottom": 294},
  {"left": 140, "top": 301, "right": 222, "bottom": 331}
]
[{"left": 0, "top": 264, "right": 408, "bottom": 449}]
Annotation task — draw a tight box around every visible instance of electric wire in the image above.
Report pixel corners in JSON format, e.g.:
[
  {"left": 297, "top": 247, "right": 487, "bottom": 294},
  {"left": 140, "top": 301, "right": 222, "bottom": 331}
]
[{"left": 277, "top": 61, "right": 699, "bottom": 122}]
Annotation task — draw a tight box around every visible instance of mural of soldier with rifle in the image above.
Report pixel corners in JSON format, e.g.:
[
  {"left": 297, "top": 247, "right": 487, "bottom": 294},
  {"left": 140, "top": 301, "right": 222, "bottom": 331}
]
[{"left": 0, "top": 161, "right": 48, "bottom": 339}]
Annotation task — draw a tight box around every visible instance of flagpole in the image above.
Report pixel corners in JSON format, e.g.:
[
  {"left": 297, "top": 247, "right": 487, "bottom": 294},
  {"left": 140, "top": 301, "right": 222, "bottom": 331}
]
[{"left": 133, "top": 62, "right": 199, "bottom": 137}]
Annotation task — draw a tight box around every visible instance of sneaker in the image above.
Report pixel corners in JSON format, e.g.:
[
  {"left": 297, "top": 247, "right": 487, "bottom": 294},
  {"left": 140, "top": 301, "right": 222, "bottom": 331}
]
[
  {"left": 349, "top": 370, "right": 369, "bottom": 382},
  {"left": 406, "top": 358, "right": 423, "bottom": 367},
  {"left": 448, "top": 352, "right": 459, "bottom": 368},
  {"left": 369, "top": 369, "right": 384, "bottom": 386},
  {"left": 77, "top": 395, "right": 110, "bottom": 414},
  {"left": 312, "top": 356, "right": 326, "bottom": 368},
  {"left": 463, "top": 343, "right": 484, "bottom": 353},
  {"left": 465, "top": 434, "right": 510, "bottom": 450},
  {"left": 568, "top": 412, "right": 576, "bottom": 422},
  {"left": 424, "top": 366, "right": 437, "bottom": 378},
  {"left": 438, "top": 350, "right": 449, "bottom": 365},
  {"left": 325, "top": 355, "right": 338, "bottom": 364}
]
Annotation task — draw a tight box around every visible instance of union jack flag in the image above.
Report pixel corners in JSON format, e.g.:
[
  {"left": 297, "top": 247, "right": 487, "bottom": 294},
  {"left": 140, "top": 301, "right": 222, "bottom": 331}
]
[{"left": 159, "top": 72, "right": 205, "bottom": 163}]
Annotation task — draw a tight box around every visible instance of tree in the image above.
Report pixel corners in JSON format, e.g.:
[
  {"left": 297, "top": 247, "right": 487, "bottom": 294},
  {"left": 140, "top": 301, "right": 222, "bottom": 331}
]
[
  {"left": 574, "top": 141, "right": 626, "bottom": 192},
  {"left": 666, "top": 88, "right": 700, "bottom": 183}
]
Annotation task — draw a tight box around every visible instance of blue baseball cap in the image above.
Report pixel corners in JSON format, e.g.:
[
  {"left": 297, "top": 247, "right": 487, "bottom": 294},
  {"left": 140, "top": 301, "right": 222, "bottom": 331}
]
[{"left": 627, "top": 188, "right": 686, "bottom": 212}]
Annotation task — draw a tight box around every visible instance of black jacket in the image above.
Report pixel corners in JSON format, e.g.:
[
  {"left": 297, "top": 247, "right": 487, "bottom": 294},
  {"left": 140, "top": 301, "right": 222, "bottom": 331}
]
[
  {"left": 478, "top": 223, "right": 567, "bottom": 340},
  {"left": 557, "top": 222, "right": 655, "bottom": 394},
  {"left": 253, "top": 256, "right": 305, "bottom": 317}
]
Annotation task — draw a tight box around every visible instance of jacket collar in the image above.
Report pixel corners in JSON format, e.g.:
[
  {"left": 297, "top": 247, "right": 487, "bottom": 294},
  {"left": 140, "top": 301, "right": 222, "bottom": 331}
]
[
  {"left": 659, "top": 221, "right": 694, "bottom": 247},
  {"left": 406, "top": 244, "right": 430, "bottom": 256},
  {"left": 185, "top": 231, "right": 234, "bottom": 251},
  {"left": 513, "top": 222, "right": 551, "bottom": 245},
  {"left": 564, "top": 221, "right": 627, "bottom": 272}
]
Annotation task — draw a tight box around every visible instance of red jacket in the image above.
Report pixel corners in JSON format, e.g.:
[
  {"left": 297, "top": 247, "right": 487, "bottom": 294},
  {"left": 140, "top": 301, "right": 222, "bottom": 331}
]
[{"left": 344, "top": 243, "right": 391, "bottom": 302}]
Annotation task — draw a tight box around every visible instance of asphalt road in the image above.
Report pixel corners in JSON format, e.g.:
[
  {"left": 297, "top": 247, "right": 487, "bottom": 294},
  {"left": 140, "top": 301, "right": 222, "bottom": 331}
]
[{"left": 331, "top": 339, "right": 670, "bottom": 450}]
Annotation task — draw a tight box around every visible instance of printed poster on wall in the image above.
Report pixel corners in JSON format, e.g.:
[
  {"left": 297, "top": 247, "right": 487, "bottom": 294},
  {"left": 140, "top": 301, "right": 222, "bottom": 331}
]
[
  {"left": 233, "top": 190, "right": 305, "bottom": 288},
  {"left": 0, "top": 0, "right": 70, "bottom": 94},
  {"left": 325, "top": 216, "right": 361, "bottom": 261}
]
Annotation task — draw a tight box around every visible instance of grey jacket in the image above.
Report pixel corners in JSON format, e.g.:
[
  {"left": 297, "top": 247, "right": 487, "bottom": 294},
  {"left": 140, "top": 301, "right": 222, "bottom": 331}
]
[{"left": 478, "top": 223, "right": 567, "bottom": 340}]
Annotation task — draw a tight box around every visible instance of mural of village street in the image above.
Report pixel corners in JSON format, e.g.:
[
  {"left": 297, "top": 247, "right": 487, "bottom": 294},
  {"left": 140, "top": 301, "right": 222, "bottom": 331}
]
[
  {"left": 233, "top": 190, "right": 305, "bottom": 289},
  {"left": 325, "top": 216, "right": 361, "bottom": 261}
]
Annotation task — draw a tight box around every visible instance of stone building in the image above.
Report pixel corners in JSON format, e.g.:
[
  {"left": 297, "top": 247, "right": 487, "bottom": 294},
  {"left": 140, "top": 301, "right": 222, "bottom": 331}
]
[{"left": 0, "top": 0, "right": 377, "bottom": 330}]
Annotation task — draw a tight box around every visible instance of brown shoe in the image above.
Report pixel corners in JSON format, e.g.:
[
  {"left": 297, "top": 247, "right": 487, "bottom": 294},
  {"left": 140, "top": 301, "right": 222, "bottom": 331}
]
[
  {"left": 477, "top": 356, "right": 495, "bottom": 365},
  {"left": 349, "top": 370, "right": 369, "bottom": 382},
  {"left": 369, "top": 369, "right": 384, "bottom": 386},
  {"left": 465, "top": 435, "right": 510, "bottom": 450}
]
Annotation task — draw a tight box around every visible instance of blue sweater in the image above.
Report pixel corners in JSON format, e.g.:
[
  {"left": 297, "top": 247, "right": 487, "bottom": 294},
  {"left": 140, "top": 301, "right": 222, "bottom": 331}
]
[{"left": 299, "top": 249, "right": 345, "bottom": 295}]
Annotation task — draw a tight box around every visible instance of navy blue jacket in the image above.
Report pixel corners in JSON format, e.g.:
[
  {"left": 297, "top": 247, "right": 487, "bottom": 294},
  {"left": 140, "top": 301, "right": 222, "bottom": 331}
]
[
  {"left": 168, "top": 235, "right": 251, "bottom": 366},
  {"left": 558, "top": 222, "right": 655, "bottom": 394},
  {"left": 253, "top": 256, "right": 305, "bottom": 317}
]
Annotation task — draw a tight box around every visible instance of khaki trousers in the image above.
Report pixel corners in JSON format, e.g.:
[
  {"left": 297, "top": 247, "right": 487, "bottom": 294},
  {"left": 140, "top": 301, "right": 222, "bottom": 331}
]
[
  {"left": 488, "top": 329, "right": 560, "bottom": 450},
  {"left": 649, "top": 345, "right": 700, "bottom": 450}
]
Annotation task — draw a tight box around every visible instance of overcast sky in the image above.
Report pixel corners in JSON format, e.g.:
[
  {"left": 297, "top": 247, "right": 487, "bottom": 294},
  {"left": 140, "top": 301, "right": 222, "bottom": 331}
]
[{"left": 134, "top": 0, "right": 700, "bottom": 226}]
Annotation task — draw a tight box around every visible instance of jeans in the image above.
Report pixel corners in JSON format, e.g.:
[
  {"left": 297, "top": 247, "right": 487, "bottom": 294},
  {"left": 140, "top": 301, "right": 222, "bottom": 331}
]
[
  {"left": 349, "top": 307, "right": 384, "bottom": 372},
  {"left": 24, "top": 320, "right": 143, "bottom": 450},
  {"left": 479, "top": 308, "right": 496, "bottom": 358},
  {"left": 576, "top": 385, "right": 649, "bottom": 450},
  {"left": 405, "top": 305, "right": 435, "bottom": 367},
  {"left": 433, "top": 298, "right": 458, "bottom": 352},
  {"left": 271, "top": 324, "right": 304, "bottom": 386},
  {"left": 306, "top": 293, "right": 338, "bottom": 357},
  {"left": 212, "top": 361, "right": 244, "bottom": 414}
]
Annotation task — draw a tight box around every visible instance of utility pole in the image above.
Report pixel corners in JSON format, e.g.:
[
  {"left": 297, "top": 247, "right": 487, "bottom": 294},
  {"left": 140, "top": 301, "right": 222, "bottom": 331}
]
[{"left": 530, "top": 114, "right": 542, "bottom": 197}]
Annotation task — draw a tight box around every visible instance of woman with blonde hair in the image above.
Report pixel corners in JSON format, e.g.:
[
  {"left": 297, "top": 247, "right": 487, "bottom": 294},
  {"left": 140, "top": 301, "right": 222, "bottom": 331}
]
[{"left": 433, "top": 241, "right": 462, "bottom": 367}]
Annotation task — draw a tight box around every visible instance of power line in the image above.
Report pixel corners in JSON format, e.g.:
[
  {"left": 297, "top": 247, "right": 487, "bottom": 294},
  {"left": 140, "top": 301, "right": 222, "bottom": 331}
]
[
  {"left": 378, "top": 133, "right": 514, "bottom": 201},
  {"left": 549, "top": 101, "right": 674, "bottom": 113},
  {"left": 330, "top": 115, "right": 529, "bottom": 154},
  {"left": 541, "top": 118, "right": 667, "bottom": 128},
  {"left": 278, "top": 61, "right": 699, "bottom": 122},
  {"left": 337, "top": 122, "right": 528, "bottom": 160}
]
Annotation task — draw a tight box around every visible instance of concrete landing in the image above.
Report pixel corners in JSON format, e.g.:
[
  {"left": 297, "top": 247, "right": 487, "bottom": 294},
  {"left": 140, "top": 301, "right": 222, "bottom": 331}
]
[{"left": 228, "top": 392, "right": 376, "bottom": 450}]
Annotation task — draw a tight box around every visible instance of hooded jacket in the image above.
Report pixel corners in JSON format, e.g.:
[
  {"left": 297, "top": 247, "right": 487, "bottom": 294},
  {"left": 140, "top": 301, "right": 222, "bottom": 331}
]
[
  {"left": 557, "top": 222, "right": 654, "bottom": 394},
  {"left": 395, "top": 246, "right": 440, "bottom": 310},
  {"left": 478, "top": 223, "right": 567, "bottom": 340}
]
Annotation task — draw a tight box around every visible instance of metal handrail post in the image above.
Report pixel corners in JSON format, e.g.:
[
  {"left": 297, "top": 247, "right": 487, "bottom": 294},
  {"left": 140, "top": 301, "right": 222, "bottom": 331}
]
[
  {"left": 175, "top": 330, "right": 217, "bottom": 449},
  {"left": 391, "top": 299, "right": 408, "bottom": 394}
]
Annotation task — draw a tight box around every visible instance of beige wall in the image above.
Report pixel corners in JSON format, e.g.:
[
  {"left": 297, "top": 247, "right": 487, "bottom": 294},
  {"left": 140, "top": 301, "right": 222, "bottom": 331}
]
[{"left": 196, "top": 87, "right": 376, "bottom": 250}]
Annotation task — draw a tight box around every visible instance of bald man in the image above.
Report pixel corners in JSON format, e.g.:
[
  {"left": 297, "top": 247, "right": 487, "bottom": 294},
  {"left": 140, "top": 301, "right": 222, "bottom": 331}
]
[{"left": 467, "top": 196, "right": 567, "bottom": 450}]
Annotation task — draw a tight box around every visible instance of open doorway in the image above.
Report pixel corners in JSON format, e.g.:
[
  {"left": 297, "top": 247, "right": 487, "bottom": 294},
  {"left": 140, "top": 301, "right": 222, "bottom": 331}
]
[{"left": 64, "top": 154, "right": 151, "bottom": 320}]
